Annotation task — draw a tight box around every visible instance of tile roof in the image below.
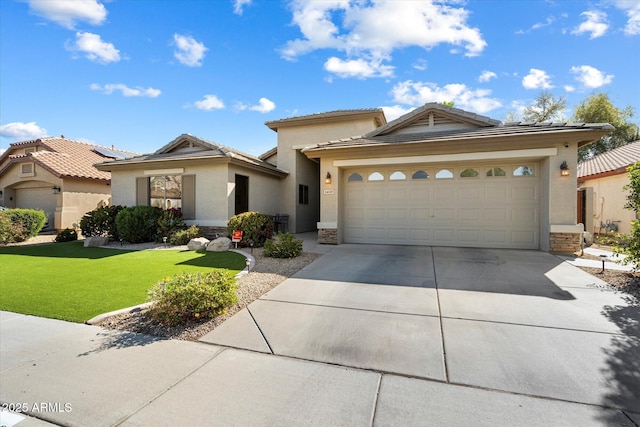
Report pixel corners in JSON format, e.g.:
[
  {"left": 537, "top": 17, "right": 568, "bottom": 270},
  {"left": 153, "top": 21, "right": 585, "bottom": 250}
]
[
  {"left": 302, "top": 122, "right": 615, "bottom": 153},
  {"left": 0, "top": 137, "right": 136, "bottom": 181},
  {"left": 578, "top": 140, "right": 640, "bottom": 179},
  {"left": 265, "top": 108, "right": 385, "bottom": 130},
  {"left": 95, "top": 134, "right": 289, "bottom": 176}
]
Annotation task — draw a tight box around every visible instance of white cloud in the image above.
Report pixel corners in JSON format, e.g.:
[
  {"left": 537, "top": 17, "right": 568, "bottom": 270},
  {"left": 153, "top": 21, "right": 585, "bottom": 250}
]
[
  {"left": 0, "top": 122, "right": 48, "bottom": 140},
  {"left": 413, "top": 59, "right": 428, "bottom": 71},
  {"left": 532, "top": 16, "right": 556, "bottom": 30},
  {"left": 250, "top": 98, "right": 276, "bottom": 113},
  {"left": 522, "top": 68, "right": 553, "bottom": 90},
  {"left": 390, "top": 80, "right": 502, "bottom": 114},
  {"left": 172, "top": 34, "right": 207, "bottom": 67},
  {"left": 27, "top": 0, "right": 107, "bottom": 29},
  {"left": 66, "top": 32, "right": 120, "bottom": 63},
  {"left": 281, "top": 1, "right": 486, "bottom": 79},
  {"left": 478, "top": 70, "right": 497, "bottom": 82},
  {"left": 572, "top": 10, "right": 608, "bottom": 39},
  {"left": 233, "top": 0, "right": 252, "bottom": 15},
  {"left": 324, "top": 57, "right": 394, "bottom": 79},
  {"left": 380, "top": 105, "right": 414, "bottom": 122},
  {"left": 570, "top": 65, "right": 614, "bottom": 88},
  {"left": 90, "top": 83, "right": 161, "bottom": 97},
  {"left": 236, "top": 98, "right": 277, "bottom": 113},
  {"left": 613, "top": 0, "right": 640, "bottom": 35},
  {"left": 193, "top": 95, "right": 225, "bottom": 111},
  {"left": 564, "top": 85, "right": 575, "bottom": 92}
]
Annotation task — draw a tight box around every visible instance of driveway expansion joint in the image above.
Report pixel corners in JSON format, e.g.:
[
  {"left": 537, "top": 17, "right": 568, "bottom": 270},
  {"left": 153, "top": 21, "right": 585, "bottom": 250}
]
[{"left": 246, "top": 306, "right": 274, "bottom": 354}]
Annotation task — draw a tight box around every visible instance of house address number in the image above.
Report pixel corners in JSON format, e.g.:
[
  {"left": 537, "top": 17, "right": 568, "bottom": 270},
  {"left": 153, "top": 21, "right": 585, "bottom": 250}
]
[{"left": 323, "top": 189, "right": 335, "bottom": 195}]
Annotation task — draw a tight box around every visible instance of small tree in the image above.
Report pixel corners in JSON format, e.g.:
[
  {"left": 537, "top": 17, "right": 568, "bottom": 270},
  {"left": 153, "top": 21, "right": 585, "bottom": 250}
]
[
  {"left": 522, "top": 90, "right": 566, "bottom": 123},
  {"left": 614, "top": 162, "right": 640, "bottom": 270}
]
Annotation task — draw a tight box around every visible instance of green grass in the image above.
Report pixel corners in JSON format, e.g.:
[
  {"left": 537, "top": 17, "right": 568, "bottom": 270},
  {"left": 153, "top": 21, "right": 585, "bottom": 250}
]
[{"left": 0, "top": 241, "right": 246, "bottom": 323}]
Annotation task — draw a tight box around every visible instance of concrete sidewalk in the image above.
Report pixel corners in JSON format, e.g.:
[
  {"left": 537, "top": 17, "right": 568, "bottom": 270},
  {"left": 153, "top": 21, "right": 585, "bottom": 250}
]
[
  {"left": 2, "top": 310, "right": 637, "bottom": 426},
  {"left": 2, "top": 243, "right": 640, "bottom": 426}
]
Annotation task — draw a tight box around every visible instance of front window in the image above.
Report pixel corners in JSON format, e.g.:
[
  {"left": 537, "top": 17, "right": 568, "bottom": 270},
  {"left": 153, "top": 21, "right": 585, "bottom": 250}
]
[{"left": 150, "top": 175, "right": 182, "bottom": 210}]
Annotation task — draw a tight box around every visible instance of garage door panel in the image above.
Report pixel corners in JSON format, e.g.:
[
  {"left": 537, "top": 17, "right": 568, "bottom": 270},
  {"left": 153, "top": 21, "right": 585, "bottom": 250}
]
[
  {"left": 344, "top": 164, "right": 539, "bottom": 249},
  {"left": 15, "top": 187, "right": 57, "bottom": 231}
]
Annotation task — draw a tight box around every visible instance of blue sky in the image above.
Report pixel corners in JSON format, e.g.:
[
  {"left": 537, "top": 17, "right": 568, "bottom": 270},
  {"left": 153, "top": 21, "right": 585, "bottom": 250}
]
[{"left": 1, "top": 0, "right": 639, "bottom": 157}]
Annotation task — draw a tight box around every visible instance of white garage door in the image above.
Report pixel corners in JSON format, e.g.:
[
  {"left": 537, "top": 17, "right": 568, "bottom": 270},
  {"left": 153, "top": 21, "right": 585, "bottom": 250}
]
[
  {"left": 15, "top": 187, "right": 57, "bottom": 231},
  {"left": 343, "top": 163, "right": 539, "bottom": 249}
]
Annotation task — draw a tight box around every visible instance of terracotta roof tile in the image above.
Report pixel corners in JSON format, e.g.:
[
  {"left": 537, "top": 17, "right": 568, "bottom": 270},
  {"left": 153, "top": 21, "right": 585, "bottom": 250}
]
[
  {"left": 0, "top": 137, "right": 136, "bottom": 181},
  {"left": 578, "top": 140, "right": 640, "bottom": 178}
]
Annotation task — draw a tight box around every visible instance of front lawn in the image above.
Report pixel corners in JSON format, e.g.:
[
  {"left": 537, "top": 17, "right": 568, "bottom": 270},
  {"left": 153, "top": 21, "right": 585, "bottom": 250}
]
[{"left": 0, "top": 242, "right": 246, "bottom": 323}]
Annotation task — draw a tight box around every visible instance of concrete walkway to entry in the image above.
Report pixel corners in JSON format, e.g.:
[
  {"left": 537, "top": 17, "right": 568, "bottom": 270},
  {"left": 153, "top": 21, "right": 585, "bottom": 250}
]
[{"left": 1, "top": 242, "right": 639, "bottom": 426}]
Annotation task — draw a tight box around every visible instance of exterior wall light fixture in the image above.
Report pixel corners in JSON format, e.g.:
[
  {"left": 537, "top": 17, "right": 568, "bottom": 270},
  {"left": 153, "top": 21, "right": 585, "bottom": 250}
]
[
  {"left": 325, "top": 172, "right": 332, "bottom": 184},
  {"left": 560, "top": 161, "right": 570, "bottom": 177},
  {"left": 52, "top": 186, "right": 61, "bottom": 194}
]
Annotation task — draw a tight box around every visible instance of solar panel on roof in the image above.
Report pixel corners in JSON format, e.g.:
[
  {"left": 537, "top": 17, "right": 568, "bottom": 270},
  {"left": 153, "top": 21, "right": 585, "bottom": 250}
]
[{"left": 93, "top": 147, "right": 131, "bottom": 159}]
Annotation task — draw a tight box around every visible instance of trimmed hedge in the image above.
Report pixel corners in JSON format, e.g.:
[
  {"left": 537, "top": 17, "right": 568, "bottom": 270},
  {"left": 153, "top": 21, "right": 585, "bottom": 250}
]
[
  {"left": 79, "top": 205, "right": 124, "bottom": 239},
  {"left": 226, "top": 211, "right": 274, "bottom": 247},
  {"left": 115, "top": 206, "right": 163, "bottom": 243},
  {"left": 0, "top": 209, "right": 46, "bottom": 244},
  {"left": 55, "top": 228, "right": 78, "bottom": 242}
]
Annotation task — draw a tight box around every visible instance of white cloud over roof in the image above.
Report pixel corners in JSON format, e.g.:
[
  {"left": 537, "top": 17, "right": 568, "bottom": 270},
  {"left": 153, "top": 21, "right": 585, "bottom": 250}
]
[
  {"left": 572, "top": 10, "right": 609, "bottom": 39},
  {"left": 90, "top": 83, "right": 161, "bottom": 97},
  {"left": 570, "top": 65, "right": 614, "bottom": 88},
  {"left": 613, "top": 0, "right": 640, "bottom": 35},
  {"left": 66, "top": 32, "right": 120, "bottom": 63},
  {"left": 0, "top": 122, "right": 48, "bottom": 140},
  {"left": 390, "top": 80, "right": 501, "bottom": 114},
  {"left": 522, "top": 68, "right": 553, "bottom": 90},
  {"left": 27, "top": 0, "right": 107, "bottom": 29},
  {"left": 193, "top": 95, "right": 225, "bottom": 111},
  {"left": 172, "top": 34, "right": 208, "bottom": 67},
  {"left": 281, "top": 0, "right": 486, "bottom": 79},
  {"left": 478, "top": 70, "right": 497, "bottom": 83}
]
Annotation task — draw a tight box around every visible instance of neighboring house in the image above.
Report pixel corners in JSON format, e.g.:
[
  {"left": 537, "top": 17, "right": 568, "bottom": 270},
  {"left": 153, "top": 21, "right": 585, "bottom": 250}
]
[
  {"left": 95, "top": 134, "right": 289, "bottom": 237},
  {"left": 97, "top": 103, "right": 612, "bottom": 252},
  {"left": 577, "top": 140, "right": 640, "bottom": 236},
  {"left": 0, "top": 136, "right": 134, "bottom": 231}
]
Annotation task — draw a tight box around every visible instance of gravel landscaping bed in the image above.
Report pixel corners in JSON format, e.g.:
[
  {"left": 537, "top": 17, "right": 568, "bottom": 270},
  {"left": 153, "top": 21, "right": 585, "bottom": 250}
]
[{"left": 97, "top": 247, "right": 321, "bottom": 341}]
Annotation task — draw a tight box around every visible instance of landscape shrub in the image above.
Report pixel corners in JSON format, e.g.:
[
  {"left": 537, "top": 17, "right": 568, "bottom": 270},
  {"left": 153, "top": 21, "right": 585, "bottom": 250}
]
[
  {"left": 79, "top": 205, "right": 124, "bottom": 239},
  {"left": 0, "top": 209, "right": 46, "bottom": 244},
  {"left": 264, "top": 232, "right": 303, "bottom": 258},
  {"left": 169, "top": 225, "right": 200, "bottom": 245},
  {"left": 614, "top": 162, "right": 640, "bottom": 270},
  {"left": 157, "top": 208, "right": 186, "bottom": 241},
  {"left": 115, "top": 206, "right": 163, "bottom": 243},
  {"left": 55, "top": 228, "right": 78, "bottom": 242},
  {"left": 227, "top": 211, "right": 274, "bottom": 247},
  {"left": 147, "top": 271, "right": 238, "bottom": 326}
]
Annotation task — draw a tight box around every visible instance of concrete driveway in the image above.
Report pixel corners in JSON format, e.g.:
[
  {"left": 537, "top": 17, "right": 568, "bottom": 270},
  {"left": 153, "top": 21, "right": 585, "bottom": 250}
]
[{"left": 201, "top": 244, "right": 640, "bottom": 422}]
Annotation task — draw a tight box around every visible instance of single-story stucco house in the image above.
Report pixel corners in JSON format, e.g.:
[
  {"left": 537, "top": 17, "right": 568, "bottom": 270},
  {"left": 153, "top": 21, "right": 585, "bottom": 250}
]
[
  {"left": 578, "top": 140, "right": 640, "bottom": 236},
  {"left": 97, "top": 103, "right": 612, "bottom": 252},
  {"left": 0, "top": 136, "right": 134, "bottom": 231}
]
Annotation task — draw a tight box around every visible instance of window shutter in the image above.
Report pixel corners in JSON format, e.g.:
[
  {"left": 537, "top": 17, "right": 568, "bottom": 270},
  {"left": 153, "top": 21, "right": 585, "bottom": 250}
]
[
  {"left": 136, "top": 177, "right": 149, "bottom": 206},
  {"left": 182, "top": 175, "right": 195, "bottom": 219}
]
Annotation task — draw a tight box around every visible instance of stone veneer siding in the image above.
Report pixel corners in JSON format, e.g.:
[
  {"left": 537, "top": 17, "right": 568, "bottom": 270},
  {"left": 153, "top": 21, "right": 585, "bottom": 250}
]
[
  {"left": 549, "top": 232, "right": 582, "bottom": 253},
  {"left": 318, "top": 228, "right": 338, "bottom": 245}
]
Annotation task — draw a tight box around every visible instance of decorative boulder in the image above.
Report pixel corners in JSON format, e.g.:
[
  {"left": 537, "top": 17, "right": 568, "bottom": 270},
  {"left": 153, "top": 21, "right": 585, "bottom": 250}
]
[
  {"left": 84, "top": 236, "right": 109, "bottom": 247},
  {"left": 187, "top": 237, "right": 210, "bottom": 251},
  {"left": 207, "top": 237, "right": 231, "bottom": 252}
]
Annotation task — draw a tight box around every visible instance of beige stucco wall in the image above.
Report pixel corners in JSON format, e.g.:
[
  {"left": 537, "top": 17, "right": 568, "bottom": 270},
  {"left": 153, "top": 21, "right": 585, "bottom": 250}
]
[
  {"left": 0, "top": 162, "right": 110, "bottom": 231},
  {"left": 311, "top": 138, "right": 581, "bottom": 250},
  {"left": 275, "top": 117, "right": 380, "bottom": 232},
  {"left": 227, "top": 164, "right": 281, "bottom": 219},
  {"left": 108, "top": 161, "right": 282, "bottom": 228},
  {"left": 581, "top": 173, "right": 634, "bottom": 235}
]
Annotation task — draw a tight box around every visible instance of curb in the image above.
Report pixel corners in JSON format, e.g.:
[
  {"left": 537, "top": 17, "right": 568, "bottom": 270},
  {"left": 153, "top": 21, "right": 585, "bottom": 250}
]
[{"left": 87, "top": 249, "right": 255, "bottom": 325}]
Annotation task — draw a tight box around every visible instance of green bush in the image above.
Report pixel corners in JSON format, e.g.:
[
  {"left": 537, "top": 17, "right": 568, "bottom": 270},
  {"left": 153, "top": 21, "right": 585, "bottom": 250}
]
[
  {"left": 79, "top": 205, "right": 125, "bottom": 239},
  {"left": 169, "top": 225, "right": 201, "bottom": 245},
  {"left": 0, "top": 209, "right": 46, "bottom": 244},
  {"left": 115, "top": 206, "right": 163, "bottom": 243},
  {"left": 157, "top": 208, "right": 186, "bottom": 241},
  {"left": 147, "top": 271, "right": 238, "bottom": 326},
  {"left": 264, "top": 232, "right": 303, "bottom": 258},
  {"left": 614, "top": 162, "right": 640, "bottom": 270},
  {"left": 55, "top": 228, "right": 78, "bottom": 242},
  {"left": 227, "top": 211, "right": 274, "bottom": 247}
]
